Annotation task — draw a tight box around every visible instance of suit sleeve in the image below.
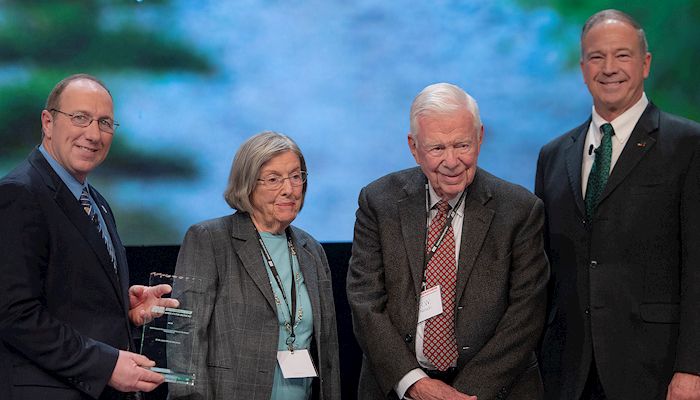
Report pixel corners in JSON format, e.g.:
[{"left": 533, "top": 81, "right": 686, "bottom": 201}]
[
  {"left": 0, "top": 183, "right": 118, "bottom": 398},
  {"left": 452, "top": 198, "right": 549, "bottom": 396},
  {"left": 534, "top": 146, "right": 555, "bottom": 342},
  {"left": 534, "top": 146, "right": 547, "bottom": 203},
  {"left": 346, "top": 186, "right": 421, "bottom": 396},
  {"left": 676, "top": 142, "right": 700, "bottom": 375},
  {"left": 309, "top": 239, "right": 342, "bottom": 400},
  {"left": 168, "top": 224, "right": 219, "bottom": 399}
]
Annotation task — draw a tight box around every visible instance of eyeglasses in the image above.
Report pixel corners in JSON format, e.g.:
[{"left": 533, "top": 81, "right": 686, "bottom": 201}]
[
  {"left": 257, "top": 171, "right": 307, "bottom": 189},
  {"left": 50, "top": 109, "right": 119, "bottom": 134}
]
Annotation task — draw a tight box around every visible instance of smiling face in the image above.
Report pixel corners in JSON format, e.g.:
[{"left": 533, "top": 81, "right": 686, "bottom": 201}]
[
  {"left": 408, "top": 108, "right": 483, "bottom": 200},
  {"left": 580, "top": 19, "right": 651, "bottom": 121},
  {"left": 41, "top": 79, "right": 114, "bottom": 183},
  {"left": 250, "top": 151, "right": 304, "bottom": 234}
]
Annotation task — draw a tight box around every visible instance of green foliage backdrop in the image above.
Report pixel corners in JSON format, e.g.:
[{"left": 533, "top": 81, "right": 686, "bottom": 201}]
[
  {"left": 519, "top": 0, "right": 700, "bottom": 121},
  {"left": 0, "top": 0, "right": 213, "bottom": 243}
]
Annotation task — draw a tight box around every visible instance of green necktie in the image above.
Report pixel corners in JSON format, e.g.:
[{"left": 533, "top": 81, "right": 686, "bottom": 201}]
[{"left": 585, "top": 123, "right": 614, "bottom": 220}]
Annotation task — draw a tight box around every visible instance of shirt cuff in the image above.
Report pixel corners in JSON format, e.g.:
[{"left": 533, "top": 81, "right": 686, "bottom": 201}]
[{"left": 394, "top": 368, "right": 428, "bottom": 399}]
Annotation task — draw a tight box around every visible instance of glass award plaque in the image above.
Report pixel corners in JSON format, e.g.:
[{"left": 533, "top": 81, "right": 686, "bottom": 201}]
[{"left": 139, "top": 272, "right": 204, "bottom": 386}]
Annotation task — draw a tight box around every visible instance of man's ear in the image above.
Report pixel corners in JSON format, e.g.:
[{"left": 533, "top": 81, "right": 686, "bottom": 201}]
[
  {"left": 41, "top": 109, "right": 53, "bottom": 139},
  {"left": 408, "top": 133, "right": 419, "bottom": 163}
]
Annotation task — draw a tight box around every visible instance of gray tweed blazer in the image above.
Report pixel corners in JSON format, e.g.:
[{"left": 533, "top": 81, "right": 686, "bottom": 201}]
[
  {"left": 168, "top": 211, "right": 340, "bottom": 400},
  {"left": 347, "top": 167, "right": 549, "bottom": 400}
]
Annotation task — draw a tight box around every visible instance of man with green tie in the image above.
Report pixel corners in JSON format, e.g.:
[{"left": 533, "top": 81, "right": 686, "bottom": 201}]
[{"left": 536, "top": 9, "right": 700, "bottom": 400}]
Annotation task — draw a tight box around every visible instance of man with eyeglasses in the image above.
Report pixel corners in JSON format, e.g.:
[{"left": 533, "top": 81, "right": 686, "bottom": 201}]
[{"left": 0, "top": 74, "right": 176, "bottom": 399}]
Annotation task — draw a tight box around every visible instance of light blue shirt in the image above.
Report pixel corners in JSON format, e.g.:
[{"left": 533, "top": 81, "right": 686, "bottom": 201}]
[
  {"left": 38, "top": 145, "right": 115, "bottom": 251},
  {"left": 260, "top": 231, "right": 314, "bottom": 400}
]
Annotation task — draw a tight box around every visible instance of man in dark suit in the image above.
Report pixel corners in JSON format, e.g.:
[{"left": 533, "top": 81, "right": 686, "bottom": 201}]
[
  {"left": 347, "top": 82, "right": 549, "bottom": 400},
  {"left": 536, "top": 9, "right": 700, "bottom": 400},
  {"left": 0, "top": 74, "right": 176, "bottom": 399}
]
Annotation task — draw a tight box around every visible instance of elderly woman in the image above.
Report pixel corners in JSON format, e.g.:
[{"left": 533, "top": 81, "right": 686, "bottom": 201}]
[{"left": 170, "top": 131, "right": 340, "bottom": 400}]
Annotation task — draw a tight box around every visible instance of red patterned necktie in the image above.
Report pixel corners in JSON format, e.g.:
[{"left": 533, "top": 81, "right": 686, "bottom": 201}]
[{"left": 423, "top": 199, "right": 458, "bottom": 371}]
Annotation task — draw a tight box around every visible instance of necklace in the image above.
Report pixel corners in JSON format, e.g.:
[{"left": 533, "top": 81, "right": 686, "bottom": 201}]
[
  {"left": 272, "top": 271, "right": 304, "bottom": 331},
  {"left": 256, "top": 224, "right": 303, "bottom": 351}
]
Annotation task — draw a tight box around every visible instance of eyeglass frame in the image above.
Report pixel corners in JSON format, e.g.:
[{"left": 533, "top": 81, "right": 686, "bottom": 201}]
[
  {"left": 256, "top": 171, "right": 308, "bottom": 190},
  {"left": 50, "top": 108, "right": 119, "bottom": 134}
]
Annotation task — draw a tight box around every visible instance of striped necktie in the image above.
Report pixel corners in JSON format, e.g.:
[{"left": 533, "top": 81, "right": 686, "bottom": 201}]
[{"left": 80, "top": 187, "right": 117, "bottom": 273}]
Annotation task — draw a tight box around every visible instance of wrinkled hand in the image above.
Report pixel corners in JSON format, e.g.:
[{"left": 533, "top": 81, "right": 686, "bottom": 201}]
[
  {"left": 108, "top": 350, "right": 164, "bottom": 393},
  {"left": 128, "top": 284, "right": 180, "bottom": 326},
  {"left": 667, "top": 372, "right": 700, "bottom": 400},
  {"left": 406, "top": 377, "right": 477, "bottom": 400}
]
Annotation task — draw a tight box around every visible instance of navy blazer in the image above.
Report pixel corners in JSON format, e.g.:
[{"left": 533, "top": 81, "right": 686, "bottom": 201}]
[
  {"left": 536, "top": 103, "right": 700, "bottom": 399},
  {"left": 0, "top": 148, "right": 132, "bottom": 400}
]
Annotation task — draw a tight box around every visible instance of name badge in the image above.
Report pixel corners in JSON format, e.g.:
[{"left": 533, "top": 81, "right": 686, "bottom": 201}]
[
  {"left": 277, "top": 349, "right": 318, "bottom": 378},
  {"left": 418, "top": 285, "right": 443, "bottom": 323}
]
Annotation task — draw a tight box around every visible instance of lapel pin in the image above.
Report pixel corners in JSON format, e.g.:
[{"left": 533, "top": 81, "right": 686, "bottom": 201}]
[{"left": 637, "top": 142, "right": 646, "bottom": 148}]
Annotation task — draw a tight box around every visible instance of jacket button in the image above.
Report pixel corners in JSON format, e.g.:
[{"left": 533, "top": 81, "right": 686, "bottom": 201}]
[
  {"left": 590, "top": 261, "right": 597, "bottom": 269},
  {"left": 585, "top": 307, "right": 591, "bottom": 315},
  {"left": 462, "top": 346, "right": 470, "bottom": 350},
  {"left": 404, "top": 334, "right": 413, "bottom": 343}
]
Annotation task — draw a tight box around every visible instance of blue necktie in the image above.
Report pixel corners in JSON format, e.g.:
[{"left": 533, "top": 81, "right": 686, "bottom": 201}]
[{"left": 80, "top": 187, "right": 117, "bottom": 273}]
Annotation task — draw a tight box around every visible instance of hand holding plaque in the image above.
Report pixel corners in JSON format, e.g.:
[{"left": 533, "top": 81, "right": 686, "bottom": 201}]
[
  {"left": 129, "top": 284, "right": 180, "bottom": 326},
  {"left": 139, "top": 272, "right": 206, "bottom": 386}
]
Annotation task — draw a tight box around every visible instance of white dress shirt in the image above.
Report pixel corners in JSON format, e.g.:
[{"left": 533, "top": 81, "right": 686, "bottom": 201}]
[
  {"left": 581, "top": 93, "right": 649, "bottom": 196},
  {"left": 395, "top": 183, "right": 466, "bottom": 399}
]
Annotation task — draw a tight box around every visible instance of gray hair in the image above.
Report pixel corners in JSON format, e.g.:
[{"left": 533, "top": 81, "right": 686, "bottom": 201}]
[
  {"left": 581, "top": 9, "right": 648, "bottom": 58},
  {"left": 224, "top": 131, "right": 307, "bottom": 213},
  {"left": 409, "top": 82, "right": 482, "bottom": 138}
]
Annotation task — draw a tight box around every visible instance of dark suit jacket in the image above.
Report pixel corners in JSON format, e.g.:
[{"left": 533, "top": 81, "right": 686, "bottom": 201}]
[
  {"left": 169, "top": 212, "right": 341, "bottom": 400},
  {"left": 347, "top": 167, "right": 549, "bottom": 400},
  {"left": 535, "top": 103, "right": 700, "bottom": 400},
  {"left": 0, "top": 149, "right": 132, "bottom": 400}
]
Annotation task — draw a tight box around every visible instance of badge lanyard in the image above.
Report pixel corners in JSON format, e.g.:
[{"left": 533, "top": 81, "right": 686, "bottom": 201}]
[
  {"left": 256, "top": 226, "right": 300, "bottom": 352},
  {"left": 421, "top": 184, "right": 466, "bottom": 290}
]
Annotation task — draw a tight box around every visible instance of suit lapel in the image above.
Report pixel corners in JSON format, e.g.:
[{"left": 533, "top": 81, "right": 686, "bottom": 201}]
[
  {"left": 598, "top": 104, "right": 659, "bottom": 205},
  {"left": 565, "top": 121, "right": 589, "bottom": 217},
  {"left": 231, "top": 213, "right": 277, "bottom": 311},
  {"left": 455, "top": 170, "right": 494, "bottom": 306},
  {"left": 290, "top": 229, "right": 322, "bottom": 347},
  {"left": 398, "top": 173, "right": 428, "bottom": 298},
  {"left": 28, "top": 151, "right": 125, "bottom": 307}
]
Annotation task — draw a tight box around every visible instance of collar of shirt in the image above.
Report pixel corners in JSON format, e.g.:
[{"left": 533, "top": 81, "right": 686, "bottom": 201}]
[
  {"left": 426, "top": 180, "right": 465, "bottom": 259},
  {"left": 427, "top": 182, "right": 465, "bottom": 218},
  {"left": 38, "top": 144, "right": 89, "bottom": 200},
  {"left": 590, "top": 92, "right": 649, "bottom": 148},
  {"left": 581, "top": 93, "right": 649, "bottom": 196}
]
